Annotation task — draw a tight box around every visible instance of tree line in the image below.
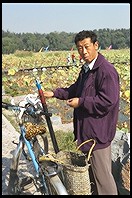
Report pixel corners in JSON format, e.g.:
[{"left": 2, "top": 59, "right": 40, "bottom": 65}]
[{"left": 2, "top": 28, "right": 130, "bottom": 54}]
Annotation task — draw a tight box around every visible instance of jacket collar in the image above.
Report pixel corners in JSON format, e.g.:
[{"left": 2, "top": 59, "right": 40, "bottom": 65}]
[{"left": 92, "top": 52, "right": 105, "bottom": 70}]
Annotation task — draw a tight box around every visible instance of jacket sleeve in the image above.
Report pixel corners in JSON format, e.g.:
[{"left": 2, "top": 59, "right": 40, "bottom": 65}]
[
  {"left": 53, "top": 77, "right": 80, "bottom": 100},
  {"left": 78, "top": 68, "right": 120, "bottom": 116}
]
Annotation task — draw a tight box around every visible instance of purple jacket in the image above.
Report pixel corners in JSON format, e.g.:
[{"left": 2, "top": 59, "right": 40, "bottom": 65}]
[{"left": 53, "top": 53, "right": 120, "bottom": 152}]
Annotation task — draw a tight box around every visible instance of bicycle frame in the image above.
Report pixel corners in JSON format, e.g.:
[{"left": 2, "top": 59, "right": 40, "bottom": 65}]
[
  {"left": 10, "top": 123, "right": 39, "bottom": 173},
  {"left": 1, "top": 103, "right": 47, "bottom": 194},
  {"left": 11, "top": 120, "right": 50, "bottom": 195}
]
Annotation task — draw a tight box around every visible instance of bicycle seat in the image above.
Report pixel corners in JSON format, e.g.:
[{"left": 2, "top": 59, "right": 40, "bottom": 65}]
[{"left": 40, "top": 160, "right": 63, "bottom": 176}]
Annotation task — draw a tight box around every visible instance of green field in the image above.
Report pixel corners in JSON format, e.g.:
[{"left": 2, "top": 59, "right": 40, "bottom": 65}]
[{"left": 2, "top": 49, "right": 130, "bottom": 132}]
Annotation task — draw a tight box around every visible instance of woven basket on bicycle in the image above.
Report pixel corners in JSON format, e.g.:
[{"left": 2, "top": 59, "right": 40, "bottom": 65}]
[
  {"left": 24, "top": 122, "right": 47, "bottom": 140},
  {"left": 56, "top": 139, "right": 96, "bottom": 195}
]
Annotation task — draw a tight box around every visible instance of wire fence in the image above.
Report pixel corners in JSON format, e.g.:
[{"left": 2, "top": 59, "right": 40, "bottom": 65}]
[{"left": 2, "top": 62, "right": 130, "bottom": 74}]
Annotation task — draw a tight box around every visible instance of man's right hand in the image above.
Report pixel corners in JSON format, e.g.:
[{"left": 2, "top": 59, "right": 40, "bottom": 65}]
[{"left": 43, "top": 91, "right": 54, "bottom": 98}]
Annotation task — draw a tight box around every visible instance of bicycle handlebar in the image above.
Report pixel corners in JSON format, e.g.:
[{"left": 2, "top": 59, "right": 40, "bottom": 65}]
[
  {"left": 2, "top": 102, "right": 21, "bottom": 111},
  {"left": 2, "top": 101, "right": 40, "bottom": 117},
  {"left": 2, "top": 101, "right": 53, "bottom": 118}
]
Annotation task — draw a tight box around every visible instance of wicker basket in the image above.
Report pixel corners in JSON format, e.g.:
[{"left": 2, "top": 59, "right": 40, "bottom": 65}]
[{"left": 56, "top": 139, "right": 96, "bottom": 195}]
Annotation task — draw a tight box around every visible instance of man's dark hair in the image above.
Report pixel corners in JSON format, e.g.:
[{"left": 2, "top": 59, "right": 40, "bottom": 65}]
[{"left": 74, "top": 30, "right": 97, "bottom": 45}]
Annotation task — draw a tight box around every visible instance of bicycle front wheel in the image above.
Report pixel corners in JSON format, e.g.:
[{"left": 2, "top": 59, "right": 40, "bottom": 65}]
[
  {"left": 32, "top": 133, "right": 48, "bottom": 159},
  {"left": 47, "top": 175, "right": 69, "bottom": 195},
  {"left": 24, "top": 121, "right": 49, "bottom": 157}
]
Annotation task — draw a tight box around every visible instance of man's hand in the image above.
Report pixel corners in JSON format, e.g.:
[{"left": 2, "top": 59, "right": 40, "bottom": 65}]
[
  {"left": 66, "top": 98, "right": 79, "bottom": 108},
  {"left": 43, "top": 91, "right": 54, "bottom": 98}
]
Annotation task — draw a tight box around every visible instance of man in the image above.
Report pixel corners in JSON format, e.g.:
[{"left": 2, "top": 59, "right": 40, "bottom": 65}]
[{"left": 43, "top": 30, "right": 120, "bottom": 195}]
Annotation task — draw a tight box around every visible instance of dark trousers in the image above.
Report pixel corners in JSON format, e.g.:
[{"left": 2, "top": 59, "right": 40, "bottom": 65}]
[{"left": 89, "top": 145, "right": 118, "bottom": 195}]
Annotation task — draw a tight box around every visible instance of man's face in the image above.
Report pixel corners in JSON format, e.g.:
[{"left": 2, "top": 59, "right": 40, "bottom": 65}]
[{"left": 76, "top": 38, "right": 98, "bottom": 63}]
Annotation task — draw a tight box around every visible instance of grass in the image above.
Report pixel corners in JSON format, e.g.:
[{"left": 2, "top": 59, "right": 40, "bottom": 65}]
[{"left": 55, "top": 130, "right": 77, "bottom": 152}]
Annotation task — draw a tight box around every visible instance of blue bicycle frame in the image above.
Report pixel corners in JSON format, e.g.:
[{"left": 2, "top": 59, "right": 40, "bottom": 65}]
[
  {"left": 20, "top": 125, "right": 39, "bottom": 173},
  {"left": 4, "top": 103, "right": 49, "bottom": 195}
]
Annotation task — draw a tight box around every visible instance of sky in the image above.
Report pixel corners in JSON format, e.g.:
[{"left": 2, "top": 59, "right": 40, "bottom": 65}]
[{"left": 2, "top": 3, "right": 130, "bottom": 34}]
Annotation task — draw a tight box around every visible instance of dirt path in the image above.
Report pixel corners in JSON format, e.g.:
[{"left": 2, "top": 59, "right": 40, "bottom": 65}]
[{"left": 2, "top": 114, "right": 19, "bottom": 195}]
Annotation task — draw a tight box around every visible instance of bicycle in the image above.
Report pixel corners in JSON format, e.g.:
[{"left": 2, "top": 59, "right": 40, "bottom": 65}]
[{"left": 2, "top": 78, "right": 69, "bottom": 195}]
